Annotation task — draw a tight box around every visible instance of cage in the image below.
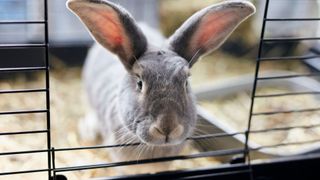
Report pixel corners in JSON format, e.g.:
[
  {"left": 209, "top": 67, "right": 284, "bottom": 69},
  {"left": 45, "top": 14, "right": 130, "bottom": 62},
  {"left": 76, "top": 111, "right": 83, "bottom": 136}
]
[{"left": 1, "top": 0, "right": 320, "bottom": 180}]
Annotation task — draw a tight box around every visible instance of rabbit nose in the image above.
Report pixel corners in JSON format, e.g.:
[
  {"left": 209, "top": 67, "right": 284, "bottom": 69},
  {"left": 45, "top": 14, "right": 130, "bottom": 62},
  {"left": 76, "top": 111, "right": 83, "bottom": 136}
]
[
  {"left": 149, "top": 124, "right": 184, "bottom": 143},
  {"left": 149, "top": 125, "right": 168, "bottom": 139}
]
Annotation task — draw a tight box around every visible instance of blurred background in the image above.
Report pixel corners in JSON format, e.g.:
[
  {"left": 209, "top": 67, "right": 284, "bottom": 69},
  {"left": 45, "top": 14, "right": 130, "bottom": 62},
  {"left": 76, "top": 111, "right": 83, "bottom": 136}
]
[{"left": 1, "top": 0, "right": 320, "bottom": 179}]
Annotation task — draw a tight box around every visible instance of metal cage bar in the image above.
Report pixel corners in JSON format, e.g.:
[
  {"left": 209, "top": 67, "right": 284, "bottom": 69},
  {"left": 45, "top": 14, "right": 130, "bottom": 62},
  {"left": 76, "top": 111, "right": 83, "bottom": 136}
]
[
  {"left": 53, "top": 148, "right": 245, "bottom": 173},
  {"left": 49, "top": 130, "right": 246, "bottom": 178},
  {"left": 244, "top": 0, "right": 270, "bottom": 173},
  {"left": 44, "top": 0, "right": 52, "bottom": 179},
  {"left": 1, "top": 0, "right": 320, "bottom": 179},
  {"left": 0, "top": 0, "right": 52, "bottom": 179},
  {"left": 245, "top": 1, "right": 320, "bottom": 180}
]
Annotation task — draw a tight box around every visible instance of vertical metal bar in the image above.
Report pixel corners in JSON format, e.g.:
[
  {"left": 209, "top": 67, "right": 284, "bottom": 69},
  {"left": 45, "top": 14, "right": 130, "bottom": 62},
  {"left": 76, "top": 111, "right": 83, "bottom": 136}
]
[
  {"left": 52, "top": 148, "right": 57, "bottom": 180},
  {"left": 245, "top": 0, "right": 270, "bottom": 179},
  {"left": 44, "top": 0, "right": 52, "bottom": 179}
]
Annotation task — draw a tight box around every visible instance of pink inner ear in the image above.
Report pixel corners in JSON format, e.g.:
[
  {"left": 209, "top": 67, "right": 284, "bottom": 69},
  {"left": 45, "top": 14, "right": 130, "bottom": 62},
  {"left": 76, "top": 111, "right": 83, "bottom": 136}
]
[
  {"left": 95, "top": 9, "right": 124, "bottom": 47},
  {"left": 199, "top": 13, "right": 225, "bottom": 45},
  {"left": 192, "top": 10, "right": 237, "bottom": 50},
  {"left": 71, "top": 2, "right": 134, "bottom": 61}
]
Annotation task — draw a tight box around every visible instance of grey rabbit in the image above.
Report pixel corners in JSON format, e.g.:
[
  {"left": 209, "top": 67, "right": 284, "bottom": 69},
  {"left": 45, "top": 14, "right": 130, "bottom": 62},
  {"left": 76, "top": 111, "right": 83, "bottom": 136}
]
[{"left": 67, "top": 0, "right": 255, "bottom": 162}]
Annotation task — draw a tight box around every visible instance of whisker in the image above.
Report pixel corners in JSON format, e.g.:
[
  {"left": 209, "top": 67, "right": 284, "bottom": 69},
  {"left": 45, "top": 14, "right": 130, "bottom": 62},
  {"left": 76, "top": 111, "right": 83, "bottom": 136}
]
[
  {"left": 151, "top": 145, "right": 155, "bottom": 159},
  {"left": 193, "top": 128, "right": 208, "bottom": 135},
  {"left": 188, "top": 48, "right": 202, "bottom": 67},
  {"left": 195, "top": 138, "right": 216, "bottom": 150},
  {"left": 116, "top": 135, "right": 138, "bottom": 154},
  {"left": 136, "top": 143, "right": 145, "bottom": 162}
]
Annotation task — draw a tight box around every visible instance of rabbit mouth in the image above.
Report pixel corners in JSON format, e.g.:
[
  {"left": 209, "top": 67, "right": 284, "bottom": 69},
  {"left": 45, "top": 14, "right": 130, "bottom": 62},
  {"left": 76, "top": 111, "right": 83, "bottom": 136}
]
[
  {"left": 135, "top": 123, "right": 188, "bottom": 146},
  {"left": 139, "top": 136, "right": 186, "bottom": 146}
]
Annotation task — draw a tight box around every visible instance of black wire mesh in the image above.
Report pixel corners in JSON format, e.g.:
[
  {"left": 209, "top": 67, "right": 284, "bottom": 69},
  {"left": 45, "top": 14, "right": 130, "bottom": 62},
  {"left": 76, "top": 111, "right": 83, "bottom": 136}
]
[
  {"left": 0, "top": 0, "right": 51, "bottom": 179},
  {"left": 246, "top": 0, "right": 320, "bottom": 164},
  {"left": 1, "top": 0, "right": 320, "bottom": 180}
]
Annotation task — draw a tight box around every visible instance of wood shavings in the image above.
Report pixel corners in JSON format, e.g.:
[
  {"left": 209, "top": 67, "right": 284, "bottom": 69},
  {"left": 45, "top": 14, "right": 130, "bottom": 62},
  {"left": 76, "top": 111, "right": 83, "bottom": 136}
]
[{"left": 200, "top": 87, "right": 320, "bottom": 155}]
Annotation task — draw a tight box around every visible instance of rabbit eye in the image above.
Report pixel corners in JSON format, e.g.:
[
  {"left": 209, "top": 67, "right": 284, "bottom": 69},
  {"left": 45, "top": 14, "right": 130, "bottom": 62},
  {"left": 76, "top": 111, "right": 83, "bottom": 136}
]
[{"left": 137, "top": 80, "right": 143, "bottom": 91}]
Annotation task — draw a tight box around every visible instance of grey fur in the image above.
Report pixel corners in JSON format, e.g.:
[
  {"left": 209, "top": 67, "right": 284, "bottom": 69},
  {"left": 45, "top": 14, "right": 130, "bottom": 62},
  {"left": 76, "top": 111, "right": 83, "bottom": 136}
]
[{"left": 67, "top": 0, "right": 255, "bottom": 161}]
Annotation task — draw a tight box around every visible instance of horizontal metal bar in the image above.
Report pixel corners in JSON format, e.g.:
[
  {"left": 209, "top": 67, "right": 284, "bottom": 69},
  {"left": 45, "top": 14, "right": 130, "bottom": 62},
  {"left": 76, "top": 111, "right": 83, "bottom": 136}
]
[
  {"left": 0, "top": 88, "right": 47, "bottom": 94},
  {"left": 251, "top": 139, "right": 320, "bottom": 151},
  {"left": 255, "top": 91, "right": 320, "bottom": 98},
  {"left": 180, "top": 170, "right": 252, "bottom": 180},
  {"left": 252, "top": 107, "right": 320, "bottom": 116},
  {"left": 53, "top": 133, "right": 243, "bottom": 152},
  {"left": 259, "top": 54, "right": 320, "bottom": 61},
  {"left": 310, "top": 47, "right": 320, "bottom": 54},
  {"left": 0, "top": 149, "right": 48, "bottom": 156},
  {"left": 54, "top": 148, "right": 244, "bottom": 173},
  {"left": 108, "top": 153, "right": 320, "bottom": 180},
  {"left": 0, "top": 109, "right": 48, "bottom": 116},
  {"left": 257, "top": 73, "right": 320, "bottom": 80},
  {"left": 107, "top": 163, "right": 251, "bottom": 180},
  {"left": 0, "top": 44, "right": 46, "bottom": 48},
  {"left": 0, "top": 67, "right": 47, "bottom": 73},
  {"left": 265, "top": 18, "right": 320, "bottom": 21},
  {"left": 0, "top": 20, "right": 45, "bottom": 24},
  {"left": 54, "top": 143, "right": 141, "bottom": 152},
  {"left": 188, "top": 132, "right": 244, "bottom": 140},
  {"left": 0, "top": 168, "right": 50, "bottom": 176},
  {"left": 250, "top": 124, "right": 320, "bottom": 134},
  {"left": 263, "top": 37, "right": 320, "bottom": 42},
  {"left": 0, "top": 130, "right": 48, "bottom": 136}
]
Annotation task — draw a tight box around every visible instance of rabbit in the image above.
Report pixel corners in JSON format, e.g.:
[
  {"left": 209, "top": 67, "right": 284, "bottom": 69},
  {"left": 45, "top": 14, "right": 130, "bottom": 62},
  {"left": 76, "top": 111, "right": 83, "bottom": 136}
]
[{"left": 67, "top": 0, "right": 255, "bottom": 162}]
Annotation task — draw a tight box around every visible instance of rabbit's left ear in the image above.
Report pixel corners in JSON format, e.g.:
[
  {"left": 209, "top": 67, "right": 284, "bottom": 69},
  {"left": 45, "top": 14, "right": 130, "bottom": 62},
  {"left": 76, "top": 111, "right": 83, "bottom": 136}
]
[
  {"left": 168, "top": 1, "right": 255, "bottom": 66},
  {"left": 67, "top": 0, "right": 147, "bottom": 70}
]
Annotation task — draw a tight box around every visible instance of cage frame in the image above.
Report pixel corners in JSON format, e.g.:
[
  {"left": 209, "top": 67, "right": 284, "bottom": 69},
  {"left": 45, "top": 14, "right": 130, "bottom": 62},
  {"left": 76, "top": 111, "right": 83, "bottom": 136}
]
[{"left": 1, "top": 0, "right": 320, "bottom": 179}]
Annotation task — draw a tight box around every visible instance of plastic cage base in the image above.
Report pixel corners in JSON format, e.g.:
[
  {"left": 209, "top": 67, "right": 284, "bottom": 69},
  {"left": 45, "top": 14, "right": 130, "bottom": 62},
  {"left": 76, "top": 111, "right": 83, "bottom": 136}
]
[{"left": 83, "top": 153, "right": 320, "bottom": 180}]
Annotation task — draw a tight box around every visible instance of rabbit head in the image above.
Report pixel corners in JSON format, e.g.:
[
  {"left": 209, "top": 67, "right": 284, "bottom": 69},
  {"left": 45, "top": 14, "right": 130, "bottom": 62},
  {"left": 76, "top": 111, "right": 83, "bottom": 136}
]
[{"left": 67, "top": 0, "right": 255, "bottom": 146}]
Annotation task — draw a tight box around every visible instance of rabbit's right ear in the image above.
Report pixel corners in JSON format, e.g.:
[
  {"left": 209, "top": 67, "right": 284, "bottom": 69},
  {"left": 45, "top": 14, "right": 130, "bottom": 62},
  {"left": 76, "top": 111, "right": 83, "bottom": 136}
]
[
  {"left": 168, "top": 1, "right": 255, "bottom": 67},
  {"left": 67, "top": 0, "right": 147, "bottom": 70}
]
